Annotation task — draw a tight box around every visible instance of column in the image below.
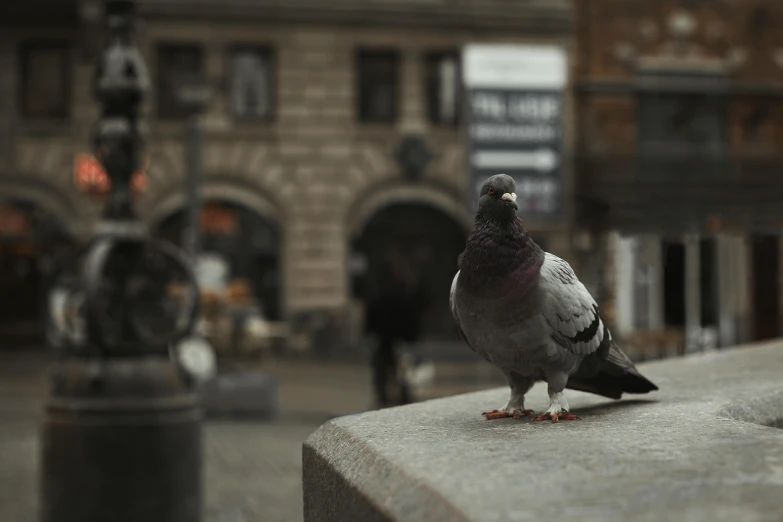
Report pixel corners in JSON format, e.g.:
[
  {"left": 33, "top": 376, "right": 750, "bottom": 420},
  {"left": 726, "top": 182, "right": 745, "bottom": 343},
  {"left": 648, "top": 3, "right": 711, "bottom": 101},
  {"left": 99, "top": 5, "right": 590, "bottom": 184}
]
[
  {"left": 684, "top": 234, "right": 701, "bottom": 353},
  {"left": 202, "top": 44, "right": 230, "bottom": 131},
  {"left": 633, "top": 235, "right": 664, "bottom": 331},
  {"left": 716, "top": 234, "right": 734, "bottom": 347},
  {"left": 613, "top": 232, "right": 636, "bottom": 338},
  {"left": 716, "top": 233, "right": 751, "bottom": 347},
  {"left": 399, "top": 49, "right": 426, "bottom": 134}
]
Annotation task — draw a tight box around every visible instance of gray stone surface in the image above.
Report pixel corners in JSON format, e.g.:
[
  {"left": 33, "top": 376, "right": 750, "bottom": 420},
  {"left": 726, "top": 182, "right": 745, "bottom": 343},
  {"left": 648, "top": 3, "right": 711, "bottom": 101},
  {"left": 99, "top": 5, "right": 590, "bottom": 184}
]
[
  {"left": 303, "top": 341, "right": 783, "bottom": 522},
  {"left": 201, "top": 372, "right": 279, "bottom": 419}
]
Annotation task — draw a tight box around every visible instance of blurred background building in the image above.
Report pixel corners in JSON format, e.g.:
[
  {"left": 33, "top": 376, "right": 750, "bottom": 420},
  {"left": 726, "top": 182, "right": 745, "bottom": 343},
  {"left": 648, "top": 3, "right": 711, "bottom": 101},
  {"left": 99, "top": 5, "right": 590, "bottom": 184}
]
[
  {"left": 1, "top": 0, "right": 782, "bottom": 362},
  {"left": 575, "top": 0, "right": 783, "bottom": 359},
  {"left": 0, "top": 0, "right": 573, "bottom": 354}
]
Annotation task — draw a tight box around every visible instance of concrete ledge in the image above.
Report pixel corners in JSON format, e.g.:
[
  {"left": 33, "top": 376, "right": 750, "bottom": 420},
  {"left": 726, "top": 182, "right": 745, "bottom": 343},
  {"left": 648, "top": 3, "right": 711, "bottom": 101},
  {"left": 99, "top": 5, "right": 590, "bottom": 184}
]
[{"left": 303, "top": 342, "right": 783, "bottom": 522}]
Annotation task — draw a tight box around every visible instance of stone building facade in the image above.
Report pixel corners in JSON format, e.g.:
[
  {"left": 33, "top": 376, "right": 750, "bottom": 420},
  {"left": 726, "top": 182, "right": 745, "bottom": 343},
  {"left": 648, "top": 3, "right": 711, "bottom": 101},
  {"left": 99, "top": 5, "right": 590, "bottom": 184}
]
[
  {"left": 0, "top": 0, "right": 573, "bottom": 346},
  {"left": 574, "top": 0, "right": 783, "bottom": 355}
]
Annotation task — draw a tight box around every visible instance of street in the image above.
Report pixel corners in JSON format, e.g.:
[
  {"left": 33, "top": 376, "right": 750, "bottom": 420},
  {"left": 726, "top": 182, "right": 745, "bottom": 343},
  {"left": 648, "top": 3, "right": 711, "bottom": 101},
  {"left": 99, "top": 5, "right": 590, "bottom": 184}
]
[{"left": 0, "top": 350, "right": 502, "bottom": 522}]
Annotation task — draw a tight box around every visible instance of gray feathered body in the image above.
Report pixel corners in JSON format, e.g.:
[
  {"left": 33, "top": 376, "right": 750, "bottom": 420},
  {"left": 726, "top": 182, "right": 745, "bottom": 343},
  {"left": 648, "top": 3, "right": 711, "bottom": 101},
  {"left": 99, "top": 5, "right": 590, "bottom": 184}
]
[{"left": 451, "top": 217, "right": 657, "bottom": 400}]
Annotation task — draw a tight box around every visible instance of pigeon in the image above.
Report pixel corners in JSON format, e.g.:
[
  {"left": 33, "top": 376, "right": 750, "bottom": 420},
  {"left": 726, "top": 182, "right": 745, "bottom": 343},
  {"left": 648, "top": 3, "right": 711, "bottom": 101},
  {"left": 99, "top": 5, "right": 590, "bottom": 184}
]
[{"left": 450, "top": 174, "right": 658, "bottom": 422}]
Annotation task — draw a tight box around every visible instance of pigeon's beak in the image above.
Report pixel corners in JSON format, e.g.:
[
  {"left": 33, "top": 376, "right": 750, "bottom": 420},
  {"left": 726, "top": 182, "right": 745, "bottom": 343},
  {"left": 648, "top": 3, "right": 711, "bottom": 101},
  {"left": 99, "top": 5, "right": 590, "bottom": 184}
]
[{"left": 501, "top": 192, "right": 518, "bottom": 211}]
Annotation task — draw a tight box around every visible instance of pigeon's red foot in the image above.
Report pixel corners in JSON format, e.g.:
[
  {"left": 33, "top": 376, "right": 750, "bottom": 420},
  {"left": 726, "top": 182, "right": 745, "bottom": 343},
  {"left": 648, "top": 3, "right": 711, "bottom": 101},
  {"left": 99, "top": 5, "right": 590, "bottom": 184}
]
[
  {"left": 532, "top": 412, "right": 582, "bottom": 423},
  {"left": 482, "top": 409, "right": 535, "bottom": 420}
]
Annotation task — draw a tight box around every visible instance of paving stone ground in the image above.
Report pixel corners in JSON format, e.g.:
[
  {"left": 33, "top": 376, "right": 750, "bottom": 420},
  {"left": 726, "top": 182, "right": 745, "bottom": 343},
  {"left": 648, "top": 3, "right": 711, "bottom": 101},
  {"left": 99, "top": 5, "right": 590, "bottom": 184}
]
[{"left": 0, "top": 350, "right": 502, "bottom": 522}]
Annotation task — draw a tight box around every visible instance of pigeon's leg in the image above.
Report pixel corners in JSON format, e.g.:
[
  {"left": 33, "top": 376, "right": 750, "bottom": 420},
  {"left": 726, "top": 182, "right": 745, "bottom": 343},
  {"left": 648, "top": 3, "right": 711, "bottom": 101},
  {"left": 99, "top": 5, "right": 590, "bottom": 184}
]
[
  {"left": 483, "top": 373, "right": 535, "bottom": 420},
  {"left": 532, "top": 373, "right": 582, "bottom": 423}
]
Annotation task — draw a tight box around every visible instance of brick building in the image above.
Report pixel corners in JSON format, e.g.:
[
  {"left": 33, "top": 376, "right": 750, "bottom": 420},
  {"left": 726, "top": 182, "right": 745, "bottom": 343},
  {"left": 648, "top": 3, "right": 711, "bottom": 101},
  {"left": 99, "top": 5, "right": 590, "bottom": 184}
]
[
  {"left": 0, "top": 0, "right": 573, "bottom": 347},
  {"left": 574, "top": 0, "right": 783, "bottom": 355}
]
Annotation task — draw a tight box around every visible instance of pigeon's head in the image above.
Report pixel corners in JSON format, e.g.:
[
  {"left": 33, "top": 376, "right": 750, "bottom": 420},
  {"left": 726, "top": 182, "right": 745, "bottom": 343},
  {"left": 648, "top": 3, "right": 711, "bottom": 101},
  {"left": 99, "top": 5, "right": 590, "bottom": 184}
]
[{"left": 477, "top": 174, "right": 518, "bottom": 223}]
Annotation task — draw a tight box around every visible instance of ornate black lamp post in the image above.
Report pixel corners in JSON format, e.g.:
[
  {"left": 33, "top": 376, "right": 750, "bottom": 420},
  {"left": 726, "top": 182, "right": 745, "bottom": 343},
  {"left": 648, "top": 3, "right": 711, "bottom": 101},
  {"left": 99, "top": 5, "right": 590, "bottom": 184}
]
[{"left": 41, "top": 1, "right": 202, "bottom": 521}]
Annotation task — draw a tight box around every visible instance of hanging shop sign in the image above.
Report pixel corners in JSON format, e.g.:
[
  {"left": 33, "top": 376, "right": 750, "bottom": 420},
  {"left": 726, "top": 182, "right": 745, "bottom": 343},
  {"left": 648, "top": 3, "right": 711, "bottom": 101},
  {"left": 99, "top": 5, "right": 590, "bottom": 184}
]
[
  {"left": 200, "top": 203, "right": 238, "bottom": 236},
  {"left": 74, "top": 153, "right": 149, "bottom": 197},
  {"left": 462, "top": 44, "right": 568, "bottom": 218}
]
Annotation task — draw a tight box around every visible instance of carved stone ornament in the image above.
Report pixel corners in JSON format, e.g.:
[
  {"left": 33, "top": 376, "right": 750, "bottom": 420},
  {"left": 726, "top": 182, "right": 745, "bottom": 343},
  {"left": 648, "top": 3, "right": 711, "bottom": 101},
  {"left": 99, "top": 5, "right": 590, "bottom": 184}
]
[{"left": 394, "top": 135, "right": 434, "bottom": 182}]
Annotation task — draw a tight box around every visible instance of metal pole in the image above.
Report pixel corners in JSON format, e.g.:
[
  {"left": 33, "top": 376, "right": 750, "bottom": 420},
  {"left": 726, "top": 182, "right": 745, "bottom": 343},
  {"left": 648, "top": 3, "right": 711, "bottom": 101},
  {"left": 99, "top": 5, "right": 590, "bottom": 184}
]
[
  {"left": 40, "top": 1, "right": 202, "bottom": 520},
  {"left": 185, "top": 111, "right": 203, "bottom": 259}
]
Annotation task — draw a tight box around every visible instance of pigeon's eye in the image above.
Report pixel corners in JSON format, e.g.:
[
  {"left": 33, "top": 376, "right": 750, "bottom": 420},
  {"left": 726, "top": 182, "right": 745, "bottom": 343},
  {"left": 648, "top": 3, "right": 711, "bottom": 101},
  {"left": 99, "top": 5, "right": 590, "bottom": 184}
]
[{"left": 487, "top": 187, "right": 495, "bottom": 196}]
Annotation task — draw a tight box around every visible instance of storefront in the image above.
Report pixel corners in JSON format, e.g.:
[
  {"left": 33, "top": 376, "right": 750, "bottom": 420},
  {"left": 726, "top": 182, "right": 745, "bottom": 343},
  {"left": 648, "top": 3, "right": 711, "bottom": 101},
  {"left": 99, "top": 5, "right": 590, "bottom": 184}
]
[
  {"left": 0, "top": 200, "right": 74, "bottom": 348},
  {"left": 611, "top": 232, "right": 759, "bottom": 357},
  {"left": 155, "top": 199, "right": 282, "bottom": 321}
]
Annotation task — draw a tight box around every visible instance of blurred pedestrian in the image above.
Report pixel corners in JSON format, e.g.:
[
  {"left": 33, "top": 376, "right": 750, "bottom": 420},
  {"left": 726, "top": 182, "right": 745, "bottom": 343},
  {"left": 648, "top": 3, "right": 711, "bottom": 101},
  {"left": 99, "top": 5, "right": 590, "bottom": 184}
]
[
  {"left": 226, "top": 279, "right": 258, "bottom": 356},
  {"left": 365, "top": 260, "right": 425, "bottom": 408}
]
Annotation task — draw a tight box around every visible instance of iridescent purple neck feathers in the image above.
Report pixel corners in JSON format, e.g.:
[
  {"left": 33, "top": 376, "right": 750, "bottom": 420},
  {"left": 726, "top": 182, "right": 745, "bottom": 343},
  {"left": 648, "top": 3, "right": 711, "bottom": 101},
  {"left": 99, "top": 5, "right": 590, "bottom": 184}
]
[{"left": 458, "top": 217, "right": 544, "bottom": 296}]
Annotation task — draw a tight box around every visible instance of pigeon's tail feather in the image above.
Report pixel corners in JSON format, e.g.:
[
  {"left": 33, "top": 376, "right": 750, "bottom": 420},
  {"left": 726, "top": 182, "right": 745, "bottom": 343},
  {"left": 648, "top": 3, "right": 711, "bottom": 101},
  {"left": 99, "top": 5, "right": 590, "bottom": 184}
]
[
  {"left": 567, "top": 342, "right": 658, "bottom": 400},
  {"left": 566, "top": 372, "right": 655, "bottom": 400}
]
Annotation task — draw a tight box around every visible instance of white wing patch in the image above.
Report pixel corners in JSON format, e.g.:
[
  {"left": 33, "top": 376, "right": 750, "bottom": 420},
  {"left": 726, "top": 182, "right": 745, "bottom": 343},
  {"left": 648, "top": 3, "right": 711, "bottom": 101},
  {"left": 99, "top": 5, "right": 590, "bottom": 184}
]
[
  {"left": 539, "top": 253, "right": 605, "bottom": 355},
  {"left": 449, "top": 270, "right": 460, "bottom": 318},
  {"left": 449, "top": 270, "right": 471, "bottom": 349},
  {"left": 449, "top": 270, "right": 491, "bottom": 362}
]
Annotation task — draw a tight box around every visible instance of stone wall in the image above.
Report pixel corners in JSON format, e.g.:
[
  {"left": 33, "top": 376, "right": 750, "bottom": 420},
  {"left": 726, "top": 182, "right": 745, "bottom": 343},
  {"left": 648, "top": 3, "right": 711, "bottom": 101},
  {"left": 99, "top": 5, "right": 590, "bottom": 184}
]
[
  {"left": 0, "top": 26, "right": 101, "bottom": 238},
  {"left": 135, "top": 22, "right": 576, "bottom": 313},
  {"left": 575, "top": 0, "right": 783, "bottom": 156}
]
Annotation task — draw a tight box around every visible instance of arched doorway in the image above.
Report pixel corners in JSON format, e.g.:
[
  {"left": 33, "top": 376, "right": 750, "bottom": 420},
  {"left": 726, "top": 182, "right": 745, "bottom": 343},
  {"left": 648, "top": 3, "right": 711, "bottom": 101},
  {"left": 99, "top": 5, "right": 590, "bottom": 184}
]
[
  {"left": 155, "top": 200, "right": 282, "bottom": 320},
  {"left": 351, "top": 203, "right": 467, "bottom": 340},
  {"left": 0, "top": 200, "right": 75, "bottom": 348}
]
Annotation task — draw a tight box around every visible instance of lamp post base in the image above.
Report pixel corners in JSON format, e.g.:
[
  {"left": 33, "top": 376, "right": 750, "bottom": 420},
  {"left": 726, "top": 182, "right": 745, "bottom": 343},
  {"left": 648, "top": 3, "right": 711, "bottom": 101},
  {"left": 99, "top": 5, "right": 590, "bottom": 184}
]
[{"left": 41, "top": 355, "right": 202, "bottom": 522}]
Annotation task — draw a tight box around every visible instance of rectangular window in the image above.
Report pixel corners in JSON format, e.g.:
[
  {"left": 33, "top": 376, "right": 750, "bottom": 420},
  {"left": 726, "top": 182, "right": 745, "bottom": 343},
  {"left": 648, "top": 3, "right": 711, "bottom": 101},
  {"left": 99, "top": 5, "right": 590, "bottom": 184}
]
[
  {"left": 229, "top": 46, "right": 275, "bottom": 121},
  {"left": 425, "top": 52, "right": 460, "bottom": 125},
  {"left": 157, "top": 44, "right": 204, "bottom": 119},
  {"left": 19, "top": 41, "right": 70, "bottom": 120},
  {"left": 636, "top": 90, "right": 727, "bottom": 183},
  {"left": 356, "top": 50, "right": 399, "bottom": 123},
  {"left": 637, "top": 92, "right": 726, "bottom": 155}
]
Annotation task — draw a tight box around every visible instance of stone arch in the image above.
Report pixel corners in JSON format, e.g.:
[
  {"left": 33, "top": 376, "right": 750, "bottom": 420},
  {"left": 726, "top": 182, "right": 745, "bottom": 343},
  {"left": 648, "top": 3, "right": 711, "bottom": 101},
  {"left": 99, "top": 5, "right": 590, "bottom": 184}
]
[
  {"left": 347, "top": 182, "right": 472, "bottom": 240},
  {"left": 347, "top": 182, "right": 471, "bottom": 341},
  {"left": 148, "top": 177, "right": 285, "bottom": 322},
  {"left": 0, "top": 177, "right": 81, "bottom": 237},
  {"left": 145, "top": 176, "right": 283, "bottom": 229},
  {"left": 0, "top": 177, "right": 81, "bottom": 347}
]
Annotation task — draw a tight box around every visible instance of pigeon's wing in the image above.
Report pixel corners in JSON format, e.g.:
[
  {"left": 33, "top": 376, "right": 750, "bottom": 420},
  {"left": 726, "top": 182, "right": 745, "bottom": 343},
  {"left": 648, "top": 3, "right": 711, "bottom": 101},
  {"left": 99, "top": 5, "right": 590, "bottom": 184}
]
[
  {"left": 449, "top": 271, "right": 471, "bottom": 347},
  {"left": 538, "top": 254, "right": 659, "bottom": 398},
  {"left": 450, "top": 271, "right": 490, "bottom": 361},
  {"left": 539, "top": 253, "right": 607, "bottom": 356}
]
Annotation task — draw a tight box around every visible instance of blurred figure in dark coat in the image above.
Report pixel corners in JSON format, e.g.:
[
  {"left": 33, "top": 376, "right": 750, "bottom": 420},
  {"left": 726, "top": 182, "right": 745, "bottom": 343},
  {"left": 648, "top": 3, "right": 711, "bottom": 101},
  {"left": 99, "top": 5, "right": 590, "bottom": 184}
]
[{"left": 365, "top": 259, "right": 427, "bottom": 408}]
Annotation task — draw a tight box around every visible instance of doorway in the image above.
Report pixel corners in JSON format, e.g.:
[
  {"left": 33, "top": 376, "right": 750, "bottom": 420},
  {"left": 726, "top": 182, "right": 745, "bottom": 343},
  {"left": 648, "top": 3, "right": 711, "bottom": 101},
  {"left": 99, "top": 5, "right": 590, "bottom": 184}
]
[
  {"left": 751, "top": 235, "right": 779, "bottom": 341},
  {"left": 0, "top": 201, "right": 74, "bottom": 348},
  {"left": 351, "top": 203, "right": 467, "bottom": 340},
  {"left": 662, "top": 240, "right": 686, "bottom": 328}
]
